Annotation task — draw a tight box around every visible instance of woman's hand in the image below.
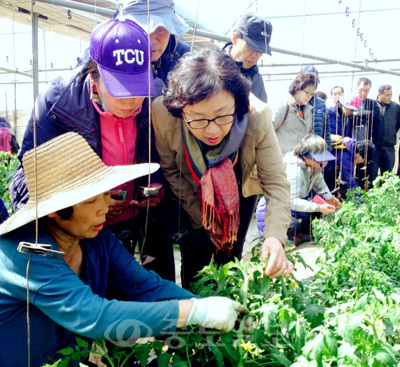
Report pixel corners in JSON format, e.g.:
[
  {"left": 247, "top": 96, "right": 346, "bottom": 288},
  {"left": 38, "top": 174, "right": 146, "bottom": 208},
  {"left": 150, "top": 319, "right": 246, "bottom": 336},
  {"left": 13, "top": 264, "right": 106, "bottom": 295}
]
[
  {"left": 106, "top": 189, "right": 127, "bottom": 219},
  {"left": 131, "top": 191, "right": 163, "bottom": 209},
  {"left": 326, "top": 195, "right": 340, "bottom": 207},
  {"left": 261, "top": 237, "right": 293, "bottom": 278},
  {"left": 319, "top": 203, "right": 336, "bottom": 215}
]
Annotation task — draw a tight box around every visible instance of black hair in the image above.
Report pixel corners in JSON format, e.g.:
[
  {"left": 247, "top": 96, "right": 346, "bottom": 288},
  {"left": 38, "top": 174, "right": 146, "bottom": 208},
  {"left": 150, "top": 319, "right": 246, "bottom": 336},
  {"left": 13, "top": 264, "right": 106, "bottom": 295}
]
[
  {"left": 288, "top": 72, "right": 317, "bottom": 96},
  {"left": 315, "top": 91, "right": 327, "bottom": 101},
  {"left": 163, "top": 47, "right": 251, "bottom": 118},
  {"left": 80, "top": 57, "right": 100, "bottom": 82},
  {"left": 56, "top": 206, "right": 74, "bottom": 220},
  {"left": 331, "top": 86, "right": 344, "bottom": 95},
  {"left": 378, "top": 84, "right": 392, "bottom": 94},
  {"left": 357, "top": 77, "right": 372, "bottom": 87}
]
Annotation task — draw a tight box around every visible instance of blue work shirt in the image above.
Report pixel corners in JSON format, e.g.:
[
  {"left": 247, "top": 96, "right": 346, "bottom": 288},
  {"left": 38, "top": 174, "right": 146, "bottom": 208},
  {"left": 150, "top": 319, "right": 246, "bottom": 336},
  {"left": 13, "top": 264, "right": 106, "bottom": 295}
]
[{"left": 0, "top": 222, "right": 193, "bottom": 367}]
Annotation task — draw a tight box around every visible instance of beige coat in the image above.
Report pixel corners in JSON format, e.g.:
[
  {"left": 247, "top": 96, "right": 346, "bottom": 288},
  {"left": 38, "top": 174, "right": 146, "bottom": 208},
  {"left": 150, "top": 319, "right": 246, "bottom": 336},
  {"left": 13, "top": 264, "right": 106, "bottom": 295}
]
[
  {"left": 273, "top": 96, "right": 314, "bottom": 155},
  {"left": 152, "top": 94, "right": 291, "bottom": 245}
]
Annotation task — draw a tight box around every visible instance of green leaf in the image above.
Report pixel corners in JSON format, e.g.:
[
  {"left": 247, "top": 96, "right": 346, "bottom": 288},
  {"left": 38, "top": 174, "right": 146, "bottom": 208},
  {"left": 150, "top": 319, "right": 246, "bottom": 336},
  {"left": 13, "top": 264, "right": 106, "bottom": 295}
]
[
  {"left": 219, "top": 333, "right": 239, "bottom": 364},
  {"left": 336, "top": 313, "right": 364, "bottom": 344},
  {"left": 260, "top": 276, "right": 272, "bottom": 294},
  {"left": 271, "top": 351, "right": 292, "bottom": 367},
  {"left": 134, "top": 343, "right": 152, "bottom": 367},
  {"left": 304, "top": 304, "right": 325, "bottom": 328},
  {"left": 75, "top": 337, "right": 88, "bottom": 350},
  {"left": 261, "top": 303, "right": 279, "bottom": 335},
  {"left": 372, "top": 349, "right": 397, "bottom": 367},
  {"left": 323, "top": 329, "right": 338, "bottom": 357},
  {"left": 157, "top": 352, "right": 171, "bottom": 367},
  {"left": 294, "top": 319, "right": 306, "bottom": 354},
  {"left": 57, "top": 346, "right": 74, "bottom": 356},
  {"left": 208, "top": 341, "right": 224, "bottom": 366},
  {"left": 353, "top": 294, "right": 370, "bottom": 311},
  {"left": 171, "top": 361, "right": 188, "bottom": 367},
  {"left": 59, "top": 358, "right": 71, "bottom": 367},
  {"left": 312, "top": 335, "right": 324, "bottom": 367}
]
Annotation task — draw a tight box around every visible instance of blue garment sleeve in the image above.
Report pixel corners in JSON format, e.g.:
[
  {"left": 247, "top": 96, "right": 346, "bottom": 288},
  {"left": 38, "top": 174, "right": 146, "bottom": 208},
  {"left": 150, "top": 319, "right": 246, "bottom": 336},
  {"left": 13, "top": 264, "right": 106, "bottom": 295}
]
[{"left": 1, "top": 228, "right": 193, "bottom": 342}]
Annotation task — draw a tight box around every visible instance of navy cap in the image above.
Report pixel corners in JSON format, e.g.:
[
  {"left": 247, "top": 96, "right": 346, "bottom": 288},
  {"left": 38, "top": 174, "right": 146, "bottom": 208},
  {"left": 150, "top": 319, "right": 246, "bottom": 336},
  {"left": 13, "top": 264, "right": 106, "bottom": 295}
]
[
  {"left": 301, "top": 65, "right": 320, "bottom": 84},
  {"left": 234, "top": 13, "right": 272, "bottom": 55}
]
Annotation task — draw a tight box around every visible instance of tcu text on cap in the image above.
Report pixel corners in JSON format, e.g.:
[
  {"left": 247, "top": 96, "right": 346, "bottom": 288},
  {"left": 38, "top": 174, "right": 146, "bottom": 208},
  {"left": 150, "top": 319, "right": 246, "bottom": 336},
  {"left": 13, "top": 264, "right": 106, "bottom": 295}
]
[{"left": 113, "top": 49, "right": 144, "bottom": 66}]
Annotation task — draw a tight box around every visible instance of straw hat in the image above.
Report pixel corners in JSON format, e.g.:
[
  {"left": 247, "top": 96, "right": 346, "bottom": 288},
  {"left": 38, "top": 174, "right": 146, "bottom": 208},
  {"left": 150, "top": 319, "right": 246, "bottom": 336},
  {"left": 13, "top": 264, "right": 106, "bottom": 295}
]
[{"left": 0, "top": 132, "right": 159, "bottom": 235}]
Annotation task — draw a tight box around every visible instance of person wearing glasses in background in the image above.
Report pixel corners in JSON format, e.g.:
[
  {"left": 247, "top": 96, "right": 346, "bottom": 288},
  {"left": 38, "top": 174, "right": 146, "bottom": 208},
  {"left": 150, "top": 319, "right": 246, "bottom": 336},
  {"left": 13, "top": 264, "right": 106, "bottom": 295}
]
[
  {"left": 272, "top": 72, "right": 318, "bottom": 155},
  {"left": 151, "top": 47, "right": 293, "bottom": 289}
]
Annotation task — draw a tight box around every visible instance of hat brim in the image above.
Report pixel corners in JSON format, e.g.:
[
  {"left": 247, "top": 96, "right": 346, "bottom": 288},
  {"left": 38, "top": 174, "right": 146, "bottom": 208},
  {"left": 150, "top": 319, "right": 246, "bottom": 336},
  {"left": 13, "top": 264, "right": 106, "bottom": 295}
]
[
  {"left": 125, "top": 13, "right": 189, "bottom": 37},
  {"left": 99, "top": 66, "right": 156, "bottom": 98},
  {"left": 343, "top": 104, "right": 358, "bottom": 111},
  {"left": 0, "top": 163, "right": 159, "bottom": 235},
  {"left": 311, "top": 150, "right": 336, "bottom": 162},
  {"left": 243, "top": 34, "right": 271, "bottom": 55},
  {"left": 338, "top": 96, "right": 359, "bottom": 111}
]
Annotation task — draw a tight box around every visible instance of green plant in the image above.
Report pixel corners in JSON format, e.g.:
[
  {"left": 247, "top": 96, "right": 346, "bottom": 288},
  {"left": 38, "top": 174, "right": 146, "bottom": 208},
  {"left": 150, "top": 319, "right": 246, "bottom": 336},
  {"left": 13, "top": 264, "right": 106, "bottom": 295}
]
[
  {"left": 45, "top": 173, "right": 400, "bottom": 367},
  {"left": 0, "top": 151, "right": 19, "bottom": 213}
]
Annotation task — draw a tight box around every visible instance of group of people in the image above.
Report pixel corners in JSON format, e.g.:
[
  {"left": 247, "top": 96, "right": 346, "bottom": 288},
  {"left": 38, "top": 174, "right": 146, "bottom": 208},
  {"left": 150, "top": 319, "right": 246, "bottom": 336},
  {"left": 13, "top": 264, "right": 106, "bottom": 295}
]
[
  {"left": 256, "top": 64, "right": 400, "bottom": 245},
  {"left": 326, "top": 80, "right": 400, "bottom": 192},
  {"left": 2, "top": 0, "right": 399, "bottom": 365},
  {"left": 0, "top": 1, "right": 294, "bottom": 366}
]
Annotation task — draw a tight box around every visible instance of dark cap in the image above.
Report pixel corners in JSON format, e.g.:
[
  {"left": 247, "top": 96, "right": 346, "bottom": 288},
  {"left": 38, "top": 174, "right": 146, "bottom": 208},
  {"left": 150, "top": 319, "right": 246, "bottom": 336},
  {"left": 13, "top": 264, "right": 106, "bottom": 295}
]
[
  {"left": 300, "top": 65, "right": 320, "bottom": 84},
  {"left": 234, "top": 13, "right": 272, "bottom": 55}
]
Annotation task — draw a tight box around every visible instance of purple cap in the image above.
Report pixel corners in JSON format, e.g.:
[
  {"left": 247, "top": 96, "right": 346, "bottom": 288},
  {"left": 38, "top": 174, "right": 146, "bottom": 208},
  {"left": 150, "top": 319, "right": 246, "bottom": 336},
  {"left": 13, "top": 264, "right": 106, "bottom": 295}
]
[{"left": 90, "top": 17, "right": 156, "bottom": 98}]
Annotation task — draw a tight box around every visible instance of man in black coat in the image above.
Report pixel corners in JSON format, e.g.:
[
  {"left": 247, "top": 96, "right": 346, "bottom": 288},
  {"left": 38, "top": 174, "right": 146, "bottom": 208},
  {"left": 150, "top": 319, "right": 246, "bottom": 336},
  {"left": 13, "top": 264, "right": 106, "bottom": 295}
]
[
  {"left": 348, "top": 77, "right": 382, "bottom": 189},
  {"left": 373, "top": 85, "right": 400, "bottom": 179}
]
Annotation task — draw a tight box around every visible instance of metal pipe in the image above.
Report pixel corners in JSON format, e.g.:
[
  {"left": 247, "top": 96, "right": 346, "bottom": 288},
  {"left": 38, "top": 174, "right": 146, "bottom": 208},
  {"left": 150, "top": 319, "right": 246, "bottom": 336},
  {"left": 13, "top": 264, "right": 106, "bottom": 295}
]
[
  {"left": 186, "top": 27, "right": 400, "bottom": 77},
  {"left": 34, "top": 0, "right": 400, "bottom": 77},
  {"left": 0, "top": 67, "right": 32, "bottom": 78},
  {"left": 269, "top": 46, "right": 400, "bottom": 77},
  {"left": 37, "top": 0, "right": 113, "bottom": 17}
]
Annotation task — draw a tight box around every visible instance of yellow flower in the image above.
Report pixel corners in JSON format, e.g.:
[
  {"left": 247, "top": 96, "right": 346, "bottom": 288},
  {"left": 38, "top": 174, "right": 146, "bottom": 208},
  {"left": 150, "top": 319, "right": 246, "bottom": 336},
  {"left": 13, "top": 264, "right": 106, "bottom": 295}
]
[{"left": 240, "top": 340, "right": 265, "bottom": 356}]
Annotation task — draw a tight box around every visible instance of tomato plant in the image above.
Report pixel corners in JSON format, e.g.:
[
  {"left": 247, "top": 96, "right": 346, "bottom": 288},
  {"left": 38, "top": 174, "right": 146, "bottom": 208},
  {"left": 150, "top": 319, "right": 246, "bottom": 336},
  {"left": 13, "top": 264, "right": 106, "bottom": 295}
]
[
  {"left": 0, "top": 151, "right": 18, "bottom": 213},
  {"left": 45, "top": 173, "right": 400, "bottom": 367}
]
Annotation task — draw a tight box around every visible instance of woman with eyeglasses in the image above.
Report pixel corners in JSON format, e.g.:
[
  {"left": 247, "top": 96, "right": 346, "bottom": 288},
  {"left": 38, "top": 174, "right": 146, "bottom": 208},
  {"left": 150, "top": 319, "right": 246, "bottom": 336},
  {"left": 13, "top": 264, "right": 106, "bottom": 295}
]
[
  {"left": 152, "top": 47, "right": 293, "bottom": 288},
  {"left": 272, "top": 72, "right": 318, "bottom": 155}
]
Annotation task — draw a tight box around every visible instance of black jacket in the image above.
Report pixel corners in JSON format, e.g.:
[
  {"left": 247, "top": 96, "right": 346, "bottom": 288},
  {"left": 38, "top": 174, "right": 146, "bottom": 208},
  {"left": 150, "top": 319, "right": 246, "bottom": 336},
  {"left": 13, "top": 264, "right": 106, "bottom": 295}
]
[
  {"left": 10, "top": 66, "right": 163, "bottom": 211},
  {"left": 223, "top": 43, "right": 268, "bottom": 103},
  {"left": 375, "top": 100, "right": 400, "bottom": 147}
]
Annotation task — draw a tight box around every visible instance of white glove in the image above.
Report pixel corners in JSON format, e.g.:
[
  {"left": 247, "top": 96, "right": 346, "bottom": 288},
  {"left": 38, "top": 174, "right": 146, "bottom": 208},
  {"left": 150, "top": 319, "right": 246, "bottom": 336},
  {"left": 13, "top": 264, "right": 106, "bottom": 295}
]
[{"left": 185, "top": 296, "right": 249, "bottom": 333}]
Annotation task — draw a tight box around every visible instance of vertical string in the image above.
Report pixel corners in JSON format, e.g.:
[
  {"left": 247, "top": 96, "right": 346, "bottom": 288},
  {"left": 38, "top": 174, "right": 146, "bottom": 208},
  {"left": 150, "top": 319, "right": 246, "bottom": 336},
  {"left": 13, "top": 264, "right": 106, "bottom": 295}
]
[
  {"left": 25, "top": 2, "right": 40, "bottom": 366},
  {"left": 190, "top": 0, "right": 201, "bottom": 51},
  {"left": 137, "top": 0, "right": 152, "bottom": 268}
]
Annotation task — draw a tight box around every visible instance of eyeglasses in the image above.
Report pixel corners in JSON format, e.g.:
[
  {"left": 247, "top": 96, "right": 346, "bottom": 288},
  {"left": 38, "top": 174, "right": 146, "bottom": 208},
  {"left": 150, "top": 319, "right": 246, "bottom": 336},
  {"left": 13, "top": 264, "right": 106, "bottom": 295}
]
[{"left": 183, "top": 113, "right": 235, "bottom": 129}]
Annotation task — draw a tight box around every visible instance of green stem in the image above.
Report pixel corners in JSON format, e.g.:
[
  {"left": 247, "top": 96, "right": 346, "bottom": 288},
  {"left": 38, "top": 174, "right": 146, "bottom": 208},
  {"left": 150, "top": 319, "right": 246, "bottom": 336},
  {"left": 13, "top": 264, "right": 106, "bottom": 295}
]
[
  {"left": 279, "top": 277, "right": 292, "bottom": 307},
  {"left": 119, "top": 348, "right": 137, "bottom": 367},
  {"left": 92, "top": 340, "right": 116, "bottom": 367},
  {"left": 184, "top": 327, "right": 198, "bottom": 367}
]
